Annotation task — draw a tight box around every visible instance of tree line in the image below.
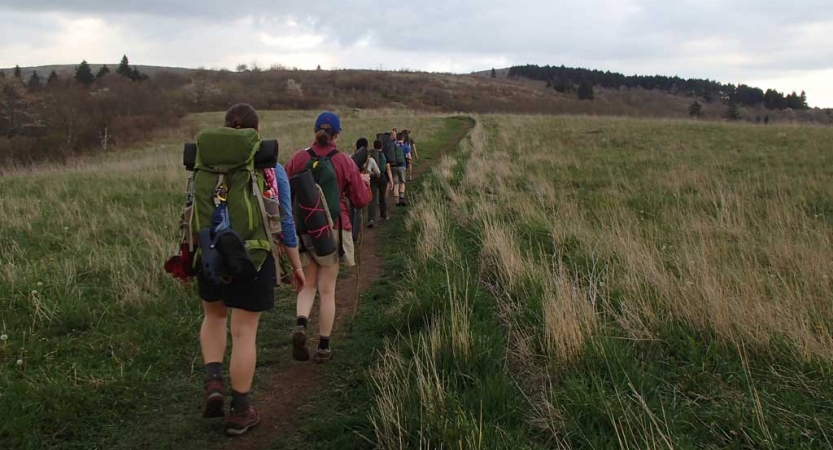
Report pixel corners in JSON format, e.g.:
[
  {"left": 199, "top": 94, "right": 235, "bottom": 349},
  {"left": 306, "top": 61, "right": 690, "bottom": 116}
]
[
  {"left": 509, "top": 64, "right": 810, "bottom": 110},
  {"left": 1, "top": 55, "right": 183, "bottom": 166}
]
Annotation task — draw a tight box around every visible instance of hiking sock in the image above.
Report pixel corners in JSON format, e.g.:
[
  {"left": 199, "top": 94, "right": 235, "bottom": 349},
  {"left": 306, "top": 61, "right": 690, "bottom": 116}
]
[
  {"left": 318, "top": 336, "right": 330, "bottom": 350},
  {"left": 297, "top": 316, "right": 308, "bottom": 329},
  {"left": 204, "top": 362, "right": 223, "bottom": 381},
  {"left": 231, "top": 390, "right": 249, "bottom": 411}
]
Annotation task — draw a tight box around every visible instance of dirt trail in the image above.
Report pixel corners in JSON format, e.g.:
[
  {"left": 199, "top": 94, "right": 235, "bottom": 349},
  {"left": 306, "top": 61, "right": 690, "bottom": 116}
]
[{"left": 222, "top": 118, "right": 472, "bottom": 449}]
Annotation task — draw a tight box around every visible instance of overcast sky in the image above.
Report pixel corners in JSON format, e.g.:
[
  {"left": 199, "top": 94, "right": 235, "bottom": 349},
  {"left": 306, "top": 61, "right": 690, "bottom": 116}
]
[{"left": 1, "top": 0, "right": 831, "bottom": 107}]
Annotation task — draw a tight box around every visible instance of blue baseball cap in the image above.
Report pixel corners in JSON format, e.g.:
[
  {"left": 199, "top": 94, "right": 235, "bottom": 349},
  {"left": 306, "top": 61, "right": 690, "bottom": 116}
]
[{"left": 314, "top": 111, "right": 341, "bottom": 133}]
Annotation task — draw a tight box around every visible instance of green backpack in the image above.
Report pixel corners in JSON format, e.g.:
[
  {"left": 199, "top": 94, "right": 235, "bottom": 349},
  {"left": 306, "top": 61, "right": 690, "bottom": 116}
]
[
  {"left": 187, "top": 128, "right": 280, "bottom": 276},
  {"left": 369, "top": 148, "right": 386, "bottom": 176},
  {"left": 304, "top": 148, "right": 342, "bottom": 226},
  {"left": 393, "top": 143, "right": 406, "bottom": 166}
]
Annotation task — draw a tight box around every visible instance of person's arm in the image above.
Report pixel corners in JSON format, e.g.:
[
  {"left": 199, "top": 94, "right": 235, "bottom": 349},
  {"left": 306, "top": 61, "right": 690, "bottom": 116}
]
[
  {"left": 274, "top": 162, "right": 305, "bottom": 291},
  {"left": 273, "top": 164, "right": 298, "bottom": 249},
  {"left": 411, "top": 141, "right": 417, "bottom": 159}
]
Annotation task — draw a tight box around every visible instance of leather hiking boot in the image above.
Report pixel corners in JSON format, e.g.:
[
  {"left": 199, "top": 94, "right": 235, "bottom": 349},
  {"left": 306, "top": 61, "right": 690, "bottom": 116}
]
[
  {"left": 224, "top": 406, "right": 261, "bottom": 436},
  {"left": 292, "top": 326, "right": 310, "bottom": 361},
  {"left": 313, "top": 348, "right": 333, "bottom": 364},
  {"left": 203, "top": 377, "right": 225, "bottom": 418}
]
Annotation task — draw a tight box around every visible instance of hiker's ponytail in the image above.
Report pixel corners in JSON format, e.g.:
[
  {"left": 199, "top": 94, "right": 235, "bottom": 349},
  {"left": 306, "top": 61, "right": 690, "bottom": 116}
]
[{"left": 316, "top": 128, "right": 332, "bottom": 146}]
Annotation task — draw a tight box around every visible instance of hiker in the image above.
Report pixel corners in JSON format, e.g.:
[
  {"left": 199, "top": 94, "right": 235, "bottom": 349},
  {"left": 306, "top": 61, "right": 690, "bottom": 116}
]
[
  {"left": 285, "top": 112, "right": 370, "bottom": 363},
  {"left": 349, "top": 138, "right": 380, "bottom": 240},
  {"left": 389, "top": 131, "right": 408, "bottom": 206},
  {"left": 196, "top": 103, "right": 305, "bottom": 436},
  {"left": 403, "top": 129, "right": 417, "bottom": 181},
  {"left": 367, "top": 139, "right": 393, "bottom": 227},
  {"left": 392, "top": 132, "right": 410, "bottom": 206}
]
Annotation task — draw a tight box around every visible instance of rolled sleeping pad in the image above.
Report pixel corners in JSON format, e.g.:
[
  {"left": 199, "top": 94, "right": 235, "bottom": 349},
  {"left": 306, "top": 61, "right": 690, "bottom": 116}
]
[
  {"left": 183, "top": 139, "right": 278, "bottom": 171},
  {"left": 254, "top": 139, "right": 279, "bottom": 169},
  {"left": 351, "top": 146, "right": 368, "bottom": 170},
  {"left": 289, "top": 169, "right": 337, "bottom": 257},
  {"left": 183, "top": 142, "right": 197, "bottom": 171}
]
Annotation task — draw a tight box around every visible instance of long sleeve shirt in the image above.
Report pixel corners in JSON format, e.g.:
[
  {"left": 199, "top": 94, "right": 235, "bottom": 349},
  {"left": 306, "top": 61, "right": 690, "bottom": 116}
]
[
  {"left": 273, "top": 164, "right": 298, "bottom": 248},
  {"left": 284, "top": 142, "right": 370, "bottom": 231}
]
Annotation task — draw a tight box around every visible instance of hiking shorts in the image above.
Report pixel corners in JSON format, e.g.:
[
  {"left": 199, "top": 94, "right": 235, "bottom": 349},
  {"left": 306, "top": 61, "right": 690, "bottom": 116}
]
[
  {"left": 300, "top": 229, "right": 355, "bottom": 268},
  {"left": 392, "top": 166, "right": 407, "bottom": 184},
  {"left": 198, "top": 254, "right": 276, "bottom": 312}
]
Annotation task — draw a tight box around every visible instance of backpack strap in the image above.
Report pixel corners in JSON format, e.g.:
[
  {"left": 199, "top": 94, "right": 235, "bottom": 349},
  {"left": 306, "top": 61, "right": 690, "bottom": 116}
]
[
  {"left": 251, "top": 171, "right": 283, "bottom": 286},
  {"left": 326, "top": 149, "right": 339, "bottom": 158},
  {"left": 306, "top": 148, "right": 316, "bottom": 159}
]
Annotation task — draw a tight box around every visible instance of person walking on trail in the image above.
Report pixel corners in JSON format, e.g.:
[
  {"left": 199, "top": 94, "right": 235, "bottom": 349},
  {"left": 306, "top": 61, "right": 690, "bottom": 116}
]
[
  {"left": 395, "top": 132, "right": 411, "bottom": 206},
  {"left": 391, "top": 131, "right": 409, "bottom": 206},
  {"left": 403, "top": 129, "right": 417, "bottom": 181},
  {"left": 367, "top": 139, "right": 393, "bottom": 228},
  {"left": 285, "top": 112, "right": 371, "bottom": 363},
  {"left": 349, "top": 137, "right": 380, "bottom": 241},
  {"left": 197, "top": 104, "right": 305, "bottom": 436}
]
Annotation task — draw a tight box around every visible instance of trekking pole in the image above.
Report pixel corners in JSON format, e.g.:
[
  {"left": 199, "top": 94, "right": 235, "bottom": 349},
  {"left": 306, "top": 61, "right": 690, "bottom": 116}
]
[{"left": 349, "top": 210, "right": 363, "bottom": 333}]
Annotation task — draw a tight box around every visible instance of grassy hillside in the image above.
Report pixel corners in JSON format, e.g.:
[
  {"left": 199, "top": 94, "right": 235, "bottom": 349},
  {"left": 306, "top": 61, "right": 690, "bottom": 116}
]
[
  {"left": 0, "top": 110, "right": 450, "bottom": 449},
  {"left": 357, "top": 116, "right": 833, "bottom": 448},
  {"left": 5, "top": 64, "right": 829, "bottom": 124}
]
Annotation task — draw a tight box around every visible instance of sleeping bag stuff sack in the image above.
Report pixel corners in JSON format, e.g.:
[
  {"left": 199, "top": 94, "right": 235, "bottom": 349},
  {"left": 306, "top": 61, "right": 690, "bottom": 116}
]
[{"left": 290, "top": 169, "right": 337, "bottom": 257}]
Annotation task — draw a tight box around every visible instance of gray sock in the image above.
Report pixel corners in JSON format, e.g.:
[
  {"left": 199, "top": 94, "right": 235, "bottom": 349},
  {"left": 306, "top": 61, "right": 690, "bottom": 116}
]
[{"left": 204, "top": 362, "right": 222, "bottom": 380}]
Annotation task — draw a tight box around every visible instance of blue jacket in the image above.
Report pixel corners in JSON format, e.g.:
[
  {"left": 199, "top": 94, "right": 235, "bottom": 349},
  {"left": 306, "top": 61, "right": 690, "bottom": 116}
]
[{"left": 274, "top": 163, "right": 298, "bottom": 248}]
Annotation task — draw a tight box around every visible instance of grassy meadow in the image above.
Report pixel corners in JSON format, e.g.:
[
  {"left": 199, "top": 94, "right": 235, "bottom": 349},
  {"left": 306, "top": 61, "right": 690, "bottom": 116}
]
[
  {"left": 363, "top": 115, "right": 833, "bottom": 448},
  {"left": 2, "top": 109, "right": 832, "bottom": 449},
  {"left": 0, "top": 110, "right": 449, "bottom": 449}
]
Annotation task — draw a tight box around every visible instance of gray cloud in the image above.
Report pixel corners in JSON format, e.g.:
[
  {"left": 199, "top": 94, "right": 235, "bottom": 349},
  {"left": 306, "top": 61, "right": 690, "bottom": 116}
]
[{"left": 1, "top": 0, "right": 831, "bottom": 105}]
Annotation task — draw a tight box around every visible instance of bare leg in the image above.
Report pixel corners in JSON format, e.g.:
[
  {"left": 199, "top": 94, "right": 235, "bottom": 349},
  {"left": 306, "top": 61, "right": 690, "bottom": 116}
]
[
  {"left": 316, "top": 263, "right": 340, "bottom": 337},
  {"left": 297, "top": 262, "right": 320, "bottom": 320},
  {"left": 229, "top": 309, "right": 261, "bottom": 394},
  {"left": 200, "top": 301, "right": 228, "bottom": 364}
]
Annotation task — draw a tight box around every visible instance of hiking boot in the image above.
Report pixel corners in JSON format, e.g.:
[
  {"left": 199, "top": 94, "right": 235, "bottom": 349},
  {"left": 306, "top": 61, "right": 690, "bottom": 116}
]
[
  {"left": 292, "top": 326, "right": 310, "bottom": 361},
  {"left": 203, "top": 377, "right": 225, "bottom": 419},
  {"left": 382, "top": 215, "right": 391, "bottom": 221},
  {"left": 367, "top": 220, "right": 375, "bottom": 228},
  {"left": 313, "top": 348, "right": 333, "bottom": 364},
  {"left": 400, "top": 199, "right": 408, "bottom": 207},
  {"left": 224, "top": 406, "right": 261, "bottom": 436}
]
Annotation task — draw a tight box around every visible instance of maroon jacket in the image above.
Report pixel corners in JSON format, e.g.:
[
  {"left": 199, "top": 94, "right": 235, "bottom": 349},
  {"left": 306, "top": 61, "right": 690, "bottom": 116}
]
[{"left": 285, "top": 142, "right": 370, "bottom": 231}]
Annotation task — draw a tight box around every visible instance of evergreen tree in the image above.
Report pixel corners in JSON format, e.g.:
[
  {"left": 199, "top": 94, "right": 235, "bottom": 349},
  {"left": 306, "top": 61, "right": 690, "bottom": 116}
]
[
  {"left": 577, "top": 80, "right": 594, "bottom": 100},
  {"left": 726, "top": 101, "right": 741, "bottom": 121},
  {"left": 75, "top": 60, "right": 96, "bottom": 86},
  {"left": 117, "top": 55, "right": 132, "bottom": 78},
  {"left": 47, "top": 70, "right": 59, "bottom": 86},
  {"left": 130, "top": 66, "right": 146, "bottom": 81},
  {"left": 97, "top": 64, "right": 110, "bottom": 79},
  {"left": 800, "top": 91, "right": 808, "bottom": 109},
  {"left": 491, "top": 68, "right": 497, "bottom": 78},
  {"left": 27, "top": 71, "right": 41, "bottom": 92},
  {"left": 688, "top": 100, "right": 702, "bottom": 118},
  {"left": 13, "top": 65, "right": 22, "bottom": 81},
  {"left": 554, "top": 77, "right": 573, "bottom": 93}
]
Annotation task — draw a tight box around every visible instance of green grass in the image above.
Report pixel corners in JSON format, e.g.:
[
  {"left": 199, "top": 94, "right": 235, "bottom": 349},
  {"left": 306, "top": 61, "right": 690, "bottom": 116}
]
[
  {"left": 0, "top": 110, "right": 452, "bottom": 449},
  {"left": 371, "top": 115, "right": 833, "bottom": 449},
  {"left": 4, "top": 112, "right": 832, "bottom": 449}
]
